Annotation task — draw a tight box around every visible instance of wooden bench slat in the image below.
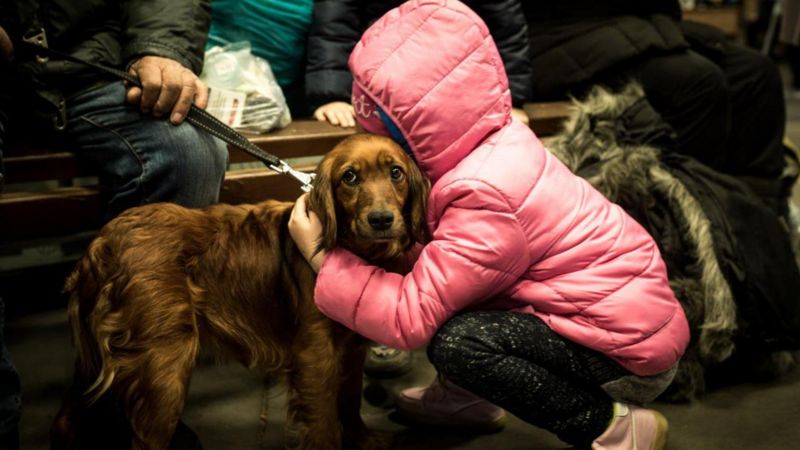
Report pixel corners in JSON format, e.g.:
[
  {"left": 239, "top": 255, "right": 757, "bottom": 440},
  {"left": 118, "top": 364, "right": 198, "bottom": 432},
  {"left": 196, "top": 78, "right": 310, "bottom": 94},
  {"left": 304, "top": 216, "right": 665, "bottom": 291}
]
[
  {"left": 0, "top": 167, "right": 316, "bottom": 243},
  {"left": 4, "top": 152, "right": 86, "bottom": 183},
  {"left": 232, "top": 121, "right": 356, "bottom": 163},
  {"left": 0, "top": 102, "right": 575, "bottom": 244},
  {"left": 684, "top": 6, "right": 741, "bottom": 38},
  {"left": 219, "top": 164, "right": 317, "bottom": 204},
  {"left": 3, "top": 104, "right": 575, "bottom": 181},
  {"left": 0, "top": 187, "right": 104, "bottom": 242},
  {"left": 525, "top": 102, "right": 574, "bottom": 137}
]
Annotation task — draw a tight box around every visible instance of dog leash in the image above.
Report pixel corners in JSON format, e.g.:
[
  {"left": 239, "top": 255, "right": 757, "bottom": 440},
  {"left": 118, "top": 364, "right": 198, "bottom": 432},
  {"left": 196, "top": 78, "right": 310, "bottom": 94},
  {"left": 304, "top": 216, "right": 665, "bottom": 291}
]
[{"left": 21, "top": 29, "right": 315, "bottom": 192}]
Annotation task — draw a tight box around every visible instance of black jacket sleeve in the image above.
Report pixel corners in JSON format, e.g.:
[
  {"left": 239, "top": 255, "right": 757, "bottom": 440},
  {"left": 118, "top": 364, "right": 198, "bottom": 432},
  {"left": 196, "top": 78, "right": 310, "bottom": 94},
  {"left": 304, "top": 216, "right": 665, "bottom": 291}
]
[
  {"left": 119, "top": 0, "right": 212, "bottom": 74},
  {"left": 305, "top": 0, "right": 365, "bottom": 111},
  {"left": 468, "top": 0, "right": 533, "bottom": 106}
]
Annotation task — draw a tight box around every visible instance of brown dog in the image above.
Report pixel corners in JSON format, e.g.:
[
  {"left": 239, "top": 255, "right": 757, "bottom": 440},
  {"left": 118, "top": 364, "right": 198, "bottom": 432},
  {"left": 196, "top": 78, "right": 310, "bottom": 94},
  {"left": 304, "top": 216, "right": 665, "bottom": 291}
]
[{"left": 50, "top": 134, "right": 430, "bottom": 450}]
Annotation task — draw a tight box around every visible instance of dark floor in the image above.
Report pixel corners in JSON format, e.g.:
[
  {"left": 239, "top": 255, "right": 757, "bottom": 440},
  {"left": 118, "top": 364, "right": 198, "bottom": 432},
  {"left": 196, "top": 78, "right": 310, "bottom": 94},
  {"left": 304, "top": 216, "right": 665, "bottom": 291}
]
[
  {"left": 6, "top": 308, "right": 800, "bottom": 450},
  {"left": 5, "top": 67, "right": 800, "bottom": 450}
]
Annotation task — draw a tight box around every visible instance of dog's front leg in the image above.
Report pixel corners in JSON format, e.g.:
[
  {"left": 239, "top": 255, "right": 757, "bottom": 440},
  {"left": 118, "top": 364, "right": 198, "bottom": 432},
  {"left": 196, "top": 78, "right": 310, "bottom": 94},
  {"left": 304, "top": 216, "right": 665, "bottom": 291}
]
[
  {"left": 336, "top": 335, "right": 393, "bottom": 450},
  {"left": 286, "top": 320, "right": 344, "bottom": 450}
]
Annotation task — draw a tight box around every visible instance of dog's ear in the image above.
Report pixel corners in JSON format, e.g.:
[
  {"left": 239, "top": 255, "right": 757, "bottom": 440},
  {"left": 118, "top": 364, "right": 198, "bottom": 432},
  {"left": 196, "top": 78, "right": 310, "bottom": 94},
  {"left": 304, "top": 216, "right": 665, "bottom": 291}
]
[
  {"left": 307, "top": 157, "right": 338, "bottom": 253},
  {"left": 405, "top": 159, "right": 431, "bottom": 245}
]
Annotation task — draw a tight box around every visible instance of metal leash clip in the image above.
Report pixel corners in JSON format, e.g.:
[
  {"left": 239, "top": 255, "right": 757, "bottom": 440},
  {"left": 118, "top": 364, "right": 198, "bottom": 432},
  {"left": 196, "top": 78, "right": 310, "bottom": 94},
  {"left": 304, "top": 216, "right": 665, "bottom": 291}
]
[{"left": 270, "top": 161, "right": 315, "bottom": 193}]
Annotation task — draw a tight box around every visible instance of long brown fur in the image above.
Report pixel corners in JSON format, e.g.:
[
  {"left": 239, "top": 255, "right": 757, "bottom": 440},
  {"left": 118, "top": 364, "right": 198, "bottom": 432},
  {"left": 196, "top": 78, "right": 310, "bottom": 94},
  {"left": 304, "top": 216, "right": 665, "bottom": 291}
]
[{"left": 50, "top": 134, "right": 430, "bottom": 450}]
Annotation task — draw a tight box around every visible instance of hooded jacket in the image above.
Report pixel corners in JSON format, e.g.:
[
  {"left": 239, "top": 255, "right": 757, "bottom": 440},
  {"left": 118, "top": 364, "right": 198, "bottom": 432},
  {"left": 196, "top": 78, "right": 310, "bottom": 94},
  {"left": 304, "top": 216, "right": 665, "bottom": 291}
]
[{"left": 313, "top": 0, "right": 689, "bottom": 376}]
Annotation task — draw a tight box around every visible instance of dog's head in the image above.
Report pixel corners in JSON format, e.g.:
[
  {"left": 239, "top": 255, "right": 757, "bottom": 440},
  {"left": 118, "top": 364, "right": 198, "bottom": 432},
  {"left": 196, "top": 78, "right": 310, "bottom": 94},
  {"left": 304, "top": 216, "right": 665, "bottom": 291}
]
[{"left": 308, "top": 134, "right": 430, "bottom": 262}]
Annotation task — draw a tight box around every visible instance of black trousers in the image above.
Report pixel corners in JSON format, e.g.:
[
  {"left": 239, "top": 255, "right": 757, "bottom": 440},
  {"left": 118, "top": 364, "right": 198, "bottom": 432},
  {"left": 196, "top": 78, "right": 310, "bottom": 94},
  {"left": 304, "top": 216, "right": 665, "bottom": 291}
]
[
  {"left": 628, "top": 44, "right": 786, "bottom": 182},
  {"left": 428, "top": 311, "right": 629, "bottom": 447}
]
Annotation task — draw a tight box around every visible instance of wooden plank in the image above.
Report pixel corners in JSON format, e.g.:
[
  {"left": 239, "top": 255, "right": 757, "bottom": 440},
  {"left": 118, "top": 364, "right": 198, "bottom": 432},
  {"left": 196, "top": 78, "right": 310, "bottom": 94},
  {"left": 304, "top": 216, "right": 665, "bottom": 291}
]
[
  {"left": 0, "top": 103, "right": 575, "bottom": 242},
  {"left": 684, "top": 6, "right": 740, "bottom": 37},
  {"left": 3, "top": 106, "right": 574, "bottom": 184},
  {"left": 3, "top": 120, "right": 351, "bottom": 178},
  {"left": 0, "top": 187, "right": 104, "bottom": 242},
  {"left": 220, "top": 165, "right": 317, "bottom": 204},
  {"left": 3, "top": 152, "right": 86, "bottom": 183},
  {"left": 231, "top": 120, "right": 356, "bottom": 163},
  {"left": 525, "top": 101, "right": 573, "bottom": 136},
  {"left": 0, "top": 166, "right": 317, "bottom": 242}
]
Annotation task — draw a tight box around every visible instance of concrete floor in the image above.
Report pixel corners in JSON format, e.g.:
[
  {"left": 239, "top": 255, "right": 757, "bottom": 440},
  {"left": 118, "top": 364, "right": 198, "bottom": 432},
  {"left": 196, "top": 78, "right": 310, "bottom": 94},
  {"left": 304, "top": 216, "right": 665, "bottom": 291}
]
[
  {"left": 6, "top": 308, "right": 800, "bottom": 450},
  {"left": 4, "top": 68, "right": 800, "bottom": 450}
]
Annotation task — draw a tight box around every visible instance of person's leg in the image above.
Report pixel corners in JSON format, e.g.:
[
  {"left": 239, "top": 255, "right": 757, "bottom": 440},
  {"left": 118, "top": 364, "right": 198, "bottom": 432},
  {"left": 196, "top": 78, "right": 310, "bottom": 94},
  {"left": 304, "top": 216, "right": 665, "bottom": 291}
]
[
  {"left": 629, "top": 50, "right": 732, "bottom": 171},
  {"left": 634, "top": 38, "right": 786, "bottom": 203},
  {"left": 715, "top": 42, "right": 786, "bottom": 182},
  {"left": 65, "top": 82, "right": 228, "bottom": 218},
  {"left": 0, "top": 297, "right": 21, "bottom": 450},
  {"left": 785, "top": 45, "right": 800, "bottom": 93},
  {"left": 427, "top": 311, "right": 629, "bottom": 447}
]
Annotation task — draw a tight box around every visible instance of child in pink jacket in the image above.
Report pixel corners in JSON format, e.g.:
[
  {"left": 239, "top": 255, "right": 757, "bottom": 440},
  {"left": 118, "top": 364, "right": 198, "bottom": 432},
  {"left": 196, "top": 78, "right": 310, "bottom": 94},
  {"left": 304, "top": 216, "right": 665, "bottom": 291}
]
[{"left": 290, "top": 1, "right": 689, "bottom": 448}]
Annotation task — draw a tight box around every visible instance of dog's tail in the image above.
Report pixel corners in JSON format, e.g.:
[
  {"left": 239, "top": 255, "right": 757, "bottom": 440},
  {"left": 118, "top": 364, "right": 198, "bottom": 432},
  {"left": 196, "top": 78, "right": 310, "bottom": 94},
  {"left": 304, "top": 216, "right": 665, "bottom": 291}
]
[{"left": 66, "top": 235, "right": 124, "bottom": 404}]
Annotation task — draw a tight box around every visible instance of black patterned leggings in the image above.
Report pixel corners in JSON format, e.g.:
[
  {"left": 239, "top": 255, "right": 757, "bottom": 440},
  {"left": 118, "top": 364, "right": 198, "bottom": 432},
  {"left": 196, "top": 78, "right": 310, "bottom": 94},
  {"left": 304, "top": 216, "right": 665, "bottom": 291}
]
[{"left": 428, "top": 311, "right": 630, "bottom": 447}]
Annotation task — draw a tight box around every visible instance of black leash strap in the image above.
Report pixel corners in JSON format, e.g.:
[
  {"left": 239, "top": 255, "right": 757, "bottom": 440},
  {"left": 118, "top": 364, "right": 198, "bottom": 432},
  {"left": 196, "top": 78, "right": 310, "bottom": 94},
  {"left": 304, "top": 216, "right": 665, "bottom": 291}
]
[{"left": 21, "top": 29, "right": 314, "bottom": 191}]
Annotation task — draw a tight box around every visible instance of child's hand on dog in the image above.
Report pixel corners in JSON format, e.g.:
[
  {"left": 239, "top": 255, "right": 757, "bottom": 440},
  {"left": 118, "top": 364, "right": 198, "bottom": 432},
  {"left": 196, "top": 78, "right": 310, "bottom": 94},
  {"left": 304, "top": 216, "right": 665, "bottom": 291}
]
[{"left": 289, "top": 193, "right": 328, "bottom": 272}]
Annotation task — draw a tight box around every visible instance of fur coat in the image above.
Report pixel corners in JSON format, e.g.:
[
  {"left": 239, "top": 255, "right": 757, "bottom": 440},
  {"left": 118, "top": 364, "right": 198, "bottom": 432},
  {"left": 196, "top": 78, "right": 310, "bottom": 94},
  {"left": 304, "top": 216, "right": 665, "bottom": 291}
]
[{"left": 546, "top": 84, "right": 800, "bottom": 401}]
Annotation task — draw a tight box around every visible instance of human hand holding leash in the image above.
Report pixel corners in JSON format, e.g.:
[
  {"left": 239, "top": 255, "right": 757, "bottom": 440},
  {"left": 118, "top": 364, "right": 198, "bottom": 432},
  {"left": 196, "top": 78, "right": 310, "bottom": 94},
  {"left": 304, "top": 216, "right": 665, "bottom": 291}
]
[
  {"left": 289, "top": 193, "right": 328, "bottom": 272},
  {"left": 126, "top": 55, "right": 208, "bottom": 125}
]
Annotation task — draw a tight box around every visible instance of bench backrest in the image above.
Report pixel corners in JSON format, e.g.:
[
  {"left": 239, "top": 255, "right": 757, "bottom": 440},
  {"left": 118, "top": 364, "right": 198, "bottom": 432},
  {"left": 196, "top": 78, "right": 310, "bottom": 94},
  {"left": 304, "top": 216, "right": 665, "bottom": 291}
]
[{"left": 0, "top": 102, "right": 573, "bottom": 244}]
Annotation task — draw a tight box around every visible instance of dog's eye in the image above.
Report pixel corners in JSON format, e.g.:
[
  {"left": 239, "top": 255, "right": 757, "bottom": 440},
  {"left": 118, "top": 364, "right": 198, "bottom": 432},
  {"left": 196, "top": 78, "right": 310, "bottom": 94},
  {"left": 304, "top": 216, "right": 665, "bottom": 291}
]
[
  {"left": 342, "top": 170, "right": 359, "bottom": 185},
  {"left": 390, "top": 166, "right": 405, "bottom": 182}
]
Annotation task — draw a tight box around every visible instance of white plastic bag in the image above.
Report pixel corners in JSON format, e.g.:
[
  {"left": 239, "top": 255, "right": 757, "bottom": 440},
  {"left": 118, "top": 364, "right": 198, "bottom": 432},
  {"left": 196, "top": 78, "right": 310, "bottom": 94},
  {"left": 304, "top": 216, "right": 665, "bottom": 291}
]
[{"left": 201, "top": 42, "right": 291, "bottom": 133}]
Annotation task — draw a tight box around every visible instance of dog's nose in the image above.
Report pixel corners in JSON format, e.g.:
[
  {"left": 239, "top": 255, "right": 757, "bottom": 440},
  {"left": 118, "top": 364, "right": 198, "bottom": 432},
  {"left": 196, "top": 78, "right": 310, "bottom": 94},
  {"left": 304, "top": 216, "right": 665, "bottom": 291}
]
[{"left": 368, "top": 211, "right": 394, "bottom": 231}]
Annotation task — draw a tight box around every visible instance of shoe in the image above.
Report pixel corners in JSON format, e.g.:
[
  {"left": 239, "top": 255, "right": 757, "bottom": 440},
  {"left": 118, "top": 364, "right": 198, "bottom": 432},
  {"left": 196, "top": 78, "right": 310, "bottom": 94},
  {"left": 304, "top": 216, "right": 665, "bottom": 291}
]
[
  {"left": 394, "top": 377, "right": 506, "bottom": 432},
  {"left": 592, "top": 403, "right": 668, "bottom": 450},
  {"left": 364, "top": 344, "right": 413, "bottom": 378}
]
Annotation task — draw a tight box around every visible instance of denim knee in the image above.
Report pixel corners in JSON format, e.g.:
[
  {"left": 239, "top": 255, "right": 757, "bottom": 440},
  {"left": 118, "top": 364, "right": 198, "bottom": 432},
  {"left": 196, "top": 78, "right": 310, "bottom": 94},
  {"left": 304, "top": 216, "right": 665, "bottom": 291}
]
[
  {"left": 144, "top": 121, "right": 228, "bottom": 208},
  {"left": 67, "top": 82, "right": 229, "bottom": 213}
]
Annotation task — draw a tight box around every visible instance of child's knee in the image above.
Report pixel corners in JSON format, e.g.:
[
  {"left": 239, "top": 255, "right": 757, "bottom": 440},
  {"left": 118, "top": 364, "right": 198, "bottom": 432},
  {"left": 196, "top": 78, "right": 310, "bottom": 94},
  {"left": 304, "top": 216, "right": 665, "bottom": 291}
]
[{"left": 428, "top": 312, "right": 498, "bottom": 371}]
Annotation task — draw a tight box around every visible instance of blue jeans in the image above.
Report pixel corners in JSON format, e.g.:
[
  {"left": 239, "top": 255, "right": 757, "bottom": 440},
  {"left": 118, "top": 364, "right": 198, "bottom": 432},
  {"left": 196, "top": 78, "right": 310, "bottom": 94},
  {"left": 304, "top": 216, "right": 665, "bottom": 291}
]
[
  {"left": 0, "top": 297, "right": 20, "bottom": 450},
  {"left": 66, "top": 81, "right": 228, "bottom": 219}
]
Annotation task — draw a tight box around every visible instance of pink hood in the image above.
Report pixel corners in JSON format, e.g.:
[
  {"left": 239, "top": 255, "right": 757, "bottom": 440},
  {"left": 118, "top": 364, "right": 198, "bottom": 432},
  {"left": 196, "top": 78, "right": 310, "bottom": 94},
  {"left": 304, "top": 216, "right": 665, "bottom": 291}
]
[
  {"left": 315, "top": 0, "right": 689, "bottom": 376},
  {"left": 348, "top": 0, "right": 510, "bottom": 182}
]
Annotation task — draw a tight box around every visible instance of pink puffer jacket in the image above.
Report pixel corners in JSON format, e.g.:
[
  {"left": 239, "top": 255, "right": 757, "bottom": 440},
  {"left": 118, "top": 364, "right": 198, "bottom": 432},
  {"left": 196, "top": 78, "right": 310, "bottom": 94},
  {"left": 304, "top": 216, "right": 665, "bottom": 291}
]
[{"left": 314, "top": 0, "right": 689, "bottom": 376}]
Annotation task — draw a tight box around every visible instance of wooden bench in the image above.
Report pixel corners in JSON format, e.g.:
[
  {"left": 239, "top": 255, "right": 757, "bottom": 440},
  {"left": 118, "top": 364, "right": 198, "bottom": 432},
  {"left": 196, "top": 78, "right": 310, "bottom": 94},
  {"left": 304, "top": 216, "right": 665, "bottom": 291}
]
[
  {"left": 0, "top": 102, "right": 573, "bottom": 251},
  {"left": 684, "top": 5, "right": 742, "bottom": 39}
]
